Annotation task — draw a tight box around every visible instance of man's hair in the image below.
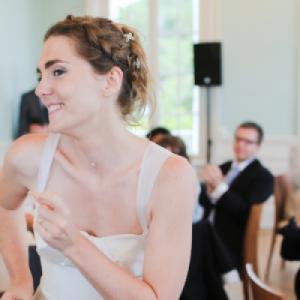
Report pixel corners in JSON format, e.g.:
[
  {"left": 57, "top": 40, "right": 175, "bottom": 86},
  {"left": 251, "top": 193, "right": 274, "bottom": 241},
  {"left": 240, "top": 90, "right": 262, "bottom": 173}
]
[
  {"left": 237, "top": 121, "right": 264, "bottom": 144},
  {"left": 146, "top": 126, "right": 170, "bottom": 140}
]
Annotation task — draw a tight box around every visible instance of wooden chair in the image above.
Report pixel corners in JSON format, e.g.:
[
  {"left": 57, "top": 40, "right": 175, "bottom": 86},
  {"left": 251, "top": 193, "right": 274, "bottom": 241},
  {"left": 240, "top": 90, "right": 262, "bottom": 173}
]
[
  {"left": 246, "top": 263, "right": 286, "bottom": 300},
  {"left": 242, "top": 203, "right": 263, "bottom": 300},
  {"left": 265, "top": 175, "right": 292, "bottom": 281}
]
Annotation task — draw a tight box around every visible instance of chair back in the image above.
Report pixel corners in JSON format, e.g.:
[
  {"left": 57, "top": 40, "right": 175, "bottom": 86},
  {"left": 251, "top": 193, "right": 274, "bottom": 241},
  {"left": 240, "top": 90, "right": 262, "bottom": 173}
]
[
  {"left": 274, "top": 175, "right": 292, "bottom": 228},
  {"left": 246, "top": 264, "right": 286, "bottom": 300},
  {"left": 243, "top": 203, "right": 263, "bottom": 275},
  {"left": 242, "top": 203, "right": 263, "bottom": 300}
]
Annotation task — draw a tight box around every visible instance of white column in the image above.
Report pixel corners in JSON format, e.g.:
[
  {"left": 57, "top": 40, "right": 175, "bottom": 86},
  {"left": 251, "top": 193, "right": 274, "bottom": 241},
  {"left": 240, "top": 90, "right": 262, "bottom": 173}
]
[
  {"left": 198, "top": 0, "right": 222, "bottom": 163},
  {"left": 85, "top": 0, "right": 109, "bottom": 17},
  {"left": 148, "top": 0, "right": 160, "bottom": 128}
]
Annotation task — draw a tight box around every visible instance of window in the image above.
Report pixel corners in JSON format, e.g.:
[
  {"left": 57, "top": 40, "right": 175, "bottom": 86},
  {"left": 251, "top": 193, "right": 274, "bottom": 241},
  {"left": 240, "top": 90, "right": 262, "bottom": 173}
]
[{"left": 109, "top": 0, "right": 200, "bottom": 154}]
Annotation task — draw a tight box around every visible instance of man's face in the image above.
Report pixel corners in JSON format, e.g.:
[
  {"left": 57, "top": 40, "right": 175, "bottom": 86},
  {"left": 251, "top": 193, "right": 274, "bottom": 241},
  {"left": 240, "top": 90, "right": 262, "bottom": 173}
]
[{"left": 233, "top": 127, "right": 260, "bottom": 162}]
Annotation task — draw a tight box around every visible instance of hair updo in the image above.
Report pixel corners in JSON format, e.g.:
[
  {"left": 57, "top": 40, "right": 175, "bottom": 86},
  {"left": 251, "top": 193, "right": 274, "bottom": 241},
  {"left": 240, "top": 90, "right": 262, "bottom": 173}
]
[{"left": 44, "top": 15, "right": 153, "bottom": 123}]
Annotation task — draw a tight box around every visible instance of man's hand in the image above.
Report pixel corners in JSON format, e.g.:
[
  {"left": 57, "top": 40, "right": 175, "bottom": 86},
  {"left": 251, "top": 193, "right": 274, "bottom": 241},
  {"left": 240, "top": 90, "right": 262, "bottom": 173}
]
[{"left": 202, "top": 165, "right": 224, "bottom": 190}]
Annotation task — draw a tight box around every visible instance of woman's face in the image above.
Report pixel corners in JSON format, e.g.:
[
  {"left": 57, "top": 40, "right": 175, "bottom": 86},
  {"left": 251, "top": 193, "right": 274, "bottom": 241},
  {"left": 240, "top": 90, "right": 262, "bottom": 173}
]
[{"left": 36, "top": 36, "right": 107, "bottom": 134}]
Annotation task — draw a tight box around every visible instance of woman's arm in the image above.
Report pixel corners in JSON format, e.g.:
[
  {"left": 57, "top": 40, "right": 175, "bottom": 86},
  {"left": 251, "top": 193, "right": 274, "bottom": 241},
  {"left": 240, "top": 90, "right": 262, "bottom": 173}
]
[
  {"left": 36, "top": 155, "right": 197, "bottom": 300},
  {"left": 0, "top": 208, "right": 33, "bottom": 300},
  {"left": 0, "top": 138, "right": 31, "bottom": 210},
  {"left": 0, "top": 136, "right": 41, "bottom": 299}
]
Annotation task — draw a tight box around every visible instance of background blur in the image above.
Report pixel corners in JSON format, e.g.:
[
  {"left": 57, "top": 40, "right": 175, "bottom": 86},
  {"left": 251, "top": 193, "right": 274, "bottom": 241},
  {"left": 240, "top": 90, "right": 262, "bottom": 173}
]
[{"left": 0, "top": 0, "right": 299, "bottom": 175}]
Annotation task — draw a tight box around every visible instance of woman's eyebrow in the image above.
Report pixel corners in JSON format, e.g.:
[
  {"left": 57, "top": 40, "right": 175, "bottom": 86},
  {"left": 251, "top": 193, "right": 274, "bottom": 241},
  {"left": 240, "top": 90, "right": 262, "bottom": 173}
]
[{"left": 36, "top": 59, "right": 68, "bottom": 74}]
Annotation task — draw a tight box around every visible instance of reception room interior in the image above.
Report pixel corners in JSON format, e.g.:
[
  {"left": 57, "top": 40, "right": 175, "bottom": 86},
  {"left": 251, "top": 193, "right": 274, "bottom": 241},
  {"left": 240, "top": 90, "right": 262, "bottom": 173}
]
[{"left": 0, "top": 0, "right": 300, "bottom": 299}]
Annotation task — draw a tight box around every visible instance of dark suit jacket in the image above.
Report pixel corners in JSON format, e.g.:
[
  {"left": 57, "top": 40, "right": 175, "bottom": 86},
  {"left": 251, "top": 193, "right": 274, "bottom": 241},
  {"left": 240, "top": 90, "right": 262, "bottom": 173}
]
[
  {"left": 16, "top": 89, "right": 48, "bottom": 137},
  {"left": 200, "top": 159, "right": 274, "bottom": 270},
  {"left": 180, "top": 220, "right": 232, "bottom": 300},
  {"left": 279, "top": 217, "right": 300, "bottom": 260}
]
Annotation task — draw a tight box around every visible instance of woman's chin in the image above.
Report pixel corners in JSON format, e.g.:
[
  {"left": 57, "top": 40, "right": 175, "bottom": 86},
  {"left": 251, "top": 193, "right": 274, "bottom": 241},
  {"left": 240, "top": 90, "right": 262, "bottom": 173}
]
[{"left": 48, "top": 122, "right": 64, "bottom": 134}]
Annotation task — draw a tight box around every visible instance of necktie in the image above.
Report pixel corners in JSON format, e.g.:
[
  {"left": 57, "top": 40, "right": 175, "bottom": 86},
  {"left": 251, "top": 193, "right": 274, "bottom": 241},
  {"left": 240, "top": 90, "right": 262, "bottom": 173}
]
[{"left": 225, "top": 165, "right": 240, "bottom": 186}]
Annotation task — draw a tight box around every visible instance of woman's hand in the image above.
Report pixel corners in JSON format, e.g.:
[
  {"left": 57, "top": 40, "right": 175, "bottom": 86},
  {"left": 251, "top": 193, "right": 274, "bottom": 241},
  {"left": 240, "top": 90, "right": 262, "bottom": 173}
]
[
  {"left": 32, "top": 191, "right": 82, "bottom": 255},
  {"left": 1, "top": 280, "right": 33, "bottom": 300}
]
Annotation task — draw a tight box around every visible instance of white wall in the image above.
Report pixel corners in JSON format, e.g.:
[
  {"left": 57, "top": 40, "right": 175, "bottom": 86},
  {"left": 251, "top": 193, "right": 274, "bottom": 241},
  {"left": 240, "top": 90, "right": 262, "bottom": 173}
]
[
  {"left": 219, "top": 0, "right": 297, "bottom": 136},
  {"left": 0, "top": 0, "right": 84, "bottom": 144},
  {"left": 0, "top": 1, "right": 41, "bottom": 141}
]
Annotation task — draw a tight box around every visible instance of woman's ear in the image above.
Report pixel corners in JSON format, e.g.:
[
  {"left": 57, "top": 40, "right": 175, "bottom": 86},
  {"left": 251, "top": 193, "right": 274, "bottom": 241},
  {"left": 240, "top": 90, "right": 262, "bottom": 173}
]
[{"left": 102, "top": 66, "right": 123, "bottom": 97}]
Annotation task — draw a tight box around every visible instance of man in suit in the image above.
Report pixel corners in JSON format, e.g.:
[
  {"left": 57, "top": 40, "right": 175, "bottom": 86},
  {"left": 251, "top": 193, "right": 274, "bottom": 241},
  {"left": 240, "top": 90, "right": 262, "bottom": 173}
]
[
  {"left": 16, "top": 89, "right": 48, "bottom": 137},
  {"left": 200, "top": 121, "right": 274, "bottom": 271}
]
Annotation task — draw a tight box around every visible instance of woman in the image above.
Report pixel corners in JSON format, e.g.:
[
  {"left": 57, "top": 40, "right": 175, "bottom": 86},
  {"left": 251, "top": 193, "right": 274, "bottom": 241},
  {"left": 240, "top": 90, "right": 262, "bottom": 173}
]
[{"left": 0, "top": 16, "right": 197, "bottom": 300}]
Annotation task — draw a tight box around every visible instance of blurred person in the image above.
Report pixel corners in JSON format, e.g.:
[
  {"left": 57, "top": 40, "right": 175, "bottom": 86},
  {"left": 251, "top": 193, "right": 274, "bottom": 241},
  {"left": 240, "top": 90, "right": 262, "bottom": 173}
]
[
  {"left": 146, "top": 126, "right": 170, "bottom": 143},
  {"left": 17, "top": 89, "right": 48, "bottom": 138},
  {"left": 279, "top": 212, "right": 300, "bottom": 299},
  {"left": 157, "top": 134, "right": 188, "bottom": 160},
  {"left": 0, "top": 15, "right": 197, "bottom": 300},
  {"left": 199, "top": 121, "right": 274, "bottom": 271}
]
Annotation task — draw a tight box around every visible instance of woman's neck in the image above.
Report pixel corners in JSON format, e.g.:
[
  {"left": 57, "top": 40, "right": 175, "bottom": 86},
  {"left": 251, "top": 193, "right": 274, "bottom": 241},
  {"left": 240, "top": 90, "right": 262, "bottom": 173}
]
[{"left": 60, "top": 118, "right": 146, "bottom": 171}]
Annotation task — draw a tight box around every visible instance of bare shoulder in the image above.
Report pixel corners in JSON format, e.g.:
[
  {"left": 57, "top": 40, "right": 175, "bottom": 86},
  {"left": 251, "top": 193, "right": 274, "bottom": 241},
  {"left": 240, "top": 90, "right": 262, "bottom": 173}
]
[
  {"left": 159, "top": 154, "right": 198, "bottom": 189},
  {"left": 150, "top": 154, "right": 198, "bottom": 215},
  {"left": 3, "top": 133, "right": 48, "bottom": 180}
]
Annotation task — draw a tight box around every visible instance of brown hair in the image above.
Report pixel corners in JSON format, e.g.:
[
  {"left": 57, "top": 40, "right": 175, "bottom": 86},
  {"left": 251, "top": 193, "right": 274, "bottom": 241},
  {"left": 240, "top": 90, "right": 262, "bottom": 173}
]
[
  {"left": 157, "top": 135, "right": 189, "bottom": 161},
  {"left": 44, "top": 15, "right": 152, "bottom": 123},
  {"left": 236, "top": 121, "right": 264, "bottom": 144}
]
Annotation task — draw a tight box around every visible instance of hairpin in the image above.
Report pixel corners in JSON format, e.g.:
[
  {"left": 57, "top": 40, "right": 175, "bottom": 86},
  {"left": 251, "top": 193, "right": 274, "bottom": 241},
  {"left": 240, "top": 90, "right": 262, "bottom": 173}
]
[
  {"left": 134, "top": 57, "right": 141, "bottom": 70},
  {"left": 124, "top": 32, "right": 134, "bottom": 43}
]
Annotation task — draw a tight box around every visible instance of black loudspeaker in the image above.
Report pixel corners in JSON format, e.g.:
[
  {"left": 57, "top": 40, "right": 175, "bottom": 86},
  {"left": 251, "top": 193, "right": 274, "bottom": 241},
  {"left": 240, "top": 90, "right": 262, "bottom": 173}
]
[{"left": 193, "top": 42, "right": 222, "bottom": 86}]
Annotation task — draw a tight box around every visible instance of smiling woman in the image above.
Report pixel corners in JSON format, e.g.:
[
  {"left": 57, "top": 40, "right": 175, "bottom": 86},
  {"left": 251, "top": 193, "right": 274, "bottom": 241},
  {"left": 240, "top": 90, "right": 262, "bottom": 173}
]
[{"left": 0, "top": 15, "right": 197, "bottom": 300}]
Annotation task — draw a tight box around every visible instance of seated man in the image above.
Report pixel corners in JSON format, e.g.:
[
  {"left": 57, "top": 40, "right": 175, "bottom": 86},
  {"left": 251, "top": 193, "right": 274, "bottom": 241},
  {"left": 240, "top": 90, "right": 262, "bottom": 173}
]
[{"left": 200, "top": 121, "right": 274, "bottom": 271}]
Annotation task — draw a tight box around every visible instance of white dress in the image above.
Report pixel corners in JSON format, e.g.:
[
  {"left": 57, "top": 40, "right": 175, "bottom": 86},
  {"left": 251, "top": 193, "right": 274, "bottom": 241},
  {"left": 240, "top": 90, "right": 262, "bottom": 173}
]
[{"left": 33, "top": 133, "right": 171, "bottom": 300}]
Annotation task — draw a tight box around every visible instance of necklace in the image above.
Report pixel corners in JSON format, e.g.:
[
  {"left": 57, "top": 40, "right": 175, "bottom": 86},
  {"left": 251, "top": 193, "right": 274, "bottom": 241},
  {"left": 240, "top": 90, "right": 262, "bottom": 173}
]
[{"left": 90, "top": 161, "right": 97, "bottom": 168}]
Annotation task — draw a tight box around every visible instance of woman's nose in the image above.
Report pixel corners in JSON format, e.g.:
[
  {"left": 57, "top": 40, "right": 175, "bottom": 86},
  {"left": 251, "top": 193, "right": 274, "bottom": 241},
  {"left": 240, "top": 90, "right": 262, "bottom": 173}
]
[{"left": 35, "top": 77, "right": 52, "bottom": 99}]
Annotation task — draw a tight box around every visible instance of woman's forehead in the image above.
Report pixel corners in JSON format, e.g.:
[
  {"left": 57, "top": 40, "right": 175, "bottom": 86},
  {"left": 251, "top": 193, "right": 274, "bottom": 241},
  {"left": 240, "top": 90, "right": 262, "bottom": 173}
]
[{"left": 38, "top": 36, "right": 79, "bottom": 67}]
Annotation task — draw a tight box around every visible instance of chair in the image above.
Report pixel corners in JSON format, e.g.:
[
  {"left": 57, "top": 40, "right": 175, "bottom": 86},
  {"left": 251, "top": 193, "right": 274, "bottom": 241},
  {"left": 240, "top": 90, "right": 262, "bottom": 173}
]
[
  {"left": 265, "top": 175, "right": 292, "bottom": 281},
  {"left": 246, "top": 263, "right": 286, "bottom": 300},
  {"left": 242, "top": 203, "right": 263, "bottom": 300}
]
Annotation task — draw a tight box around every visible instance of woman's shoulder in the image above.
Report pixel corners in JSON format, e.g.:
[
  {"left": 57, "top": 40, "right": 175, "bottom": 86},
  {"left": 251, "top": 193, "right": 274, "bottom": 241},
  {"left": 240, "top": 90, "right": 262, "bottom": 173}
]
[
  {"left": 4, "top": 133, "right": 48, "bottom": 178},
  {"left": 161, "top": 154, "right": 197, "bottom": 182},
  {"left": 153, "top": 154, "right": 198, "bottom": 204},
  {"left": 148, "top": 154, "right": 198, "bottom": 224}
]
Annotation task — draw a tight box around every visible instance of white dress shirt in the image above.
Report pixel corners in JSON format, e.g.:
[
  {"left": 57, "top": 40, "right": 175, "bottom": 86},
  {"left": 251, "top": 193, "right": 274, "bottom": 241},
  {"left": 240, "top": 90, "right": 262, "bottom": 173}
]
[{"left": 209, "top": 157, "right": 255, "bottom": 204}]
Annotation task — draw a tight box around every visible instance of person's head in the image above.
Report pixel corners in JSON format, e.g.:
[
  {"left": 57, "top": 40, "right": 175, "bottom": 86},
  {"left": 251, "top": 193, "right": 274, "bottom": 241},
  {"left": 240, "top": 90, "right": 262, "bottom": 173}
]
[
  {"left": 233, "top": 121, "right": 264, "bottom": 162},
  {"left": 35, "top": 15, "right": 151, "bottom": 133},
  {"left": 157, "top": 135, "right": 189, "bottom": 161},
  {"left": 146, "top": 127, "right": 170, "bottom": 143},
  {"left": 28, "top": 116, "right": 49, "bottom": 134}
]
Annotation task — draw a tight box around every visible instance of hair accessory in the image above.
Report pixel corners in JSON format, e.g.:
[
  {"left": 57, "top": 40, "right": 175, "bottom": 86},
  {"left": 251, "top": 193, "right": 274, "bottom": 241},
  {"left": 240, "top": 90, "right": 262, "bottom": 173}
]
[
  {"left": 133, "top": 57, "right": 141, "bottom": 70},
  {"left": 124, "top": 32, "right": 134, "bottom": 43}
]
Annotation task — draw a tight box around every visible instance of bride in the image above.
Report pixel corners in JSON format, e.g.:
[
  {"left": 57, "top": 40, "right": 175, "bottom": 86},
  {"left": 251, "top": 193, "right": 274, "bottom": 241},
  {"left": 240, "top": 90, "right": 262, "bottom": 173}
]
[{"left": 0, "top": 15, "right": 197, "bottom": 300}]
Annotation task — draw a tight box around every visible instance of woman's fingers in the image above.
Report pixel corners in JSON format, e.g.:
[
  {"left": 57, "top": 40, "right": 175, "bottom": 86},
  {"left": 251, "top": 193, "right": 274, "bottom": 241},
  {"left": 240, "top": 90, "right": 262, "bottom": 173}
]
[
  {"left": 30, "top": 191, "right": 69, "bottom": 216},
  {"left": 36, "top": 214, "right": 68, "bottom": 241}
]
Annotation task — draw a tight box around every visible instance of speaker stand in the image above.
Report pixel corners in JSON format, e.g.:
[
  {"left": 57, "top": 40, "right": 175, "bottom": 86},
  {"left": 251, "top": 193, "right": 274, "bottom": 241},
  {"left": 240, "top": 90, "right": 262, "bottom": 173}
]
[{"left": 205, "top": 85, "right": 212, "bottom": 163}]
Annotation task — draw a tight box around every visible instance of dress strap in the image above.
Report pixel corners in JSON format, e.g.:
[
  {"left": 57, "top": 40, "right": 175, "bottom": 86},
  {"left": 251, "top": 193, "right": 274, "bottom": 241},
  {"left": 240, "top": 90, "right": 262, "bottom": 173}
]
[
  {"left": 36, "top": 133, "right": 60, "bottom": 192},
  {"left": 136, "top": 142, "right": 172, "bottom": 231}
]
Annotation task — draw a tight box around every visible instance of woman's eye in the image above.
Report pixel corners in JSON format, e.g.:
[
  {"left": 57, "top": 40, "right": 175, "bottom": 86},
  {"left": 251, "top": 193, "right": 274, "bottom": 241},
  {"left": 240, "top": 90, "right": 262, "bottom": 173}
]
[{"left": 53, "top": 69, "right": 65, "bottom": 77}]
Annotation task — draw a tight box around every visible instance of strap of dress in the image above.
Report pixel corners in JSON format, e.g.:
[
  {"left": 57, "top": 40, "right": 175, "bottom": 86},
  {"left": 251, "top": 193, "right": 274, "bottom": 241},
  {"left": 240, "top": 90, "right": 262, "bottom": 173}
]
[
  {"left": 36, "top": 133, "right": 60, "bottom": 193},
  {"left": 136, "top": 142, "right": 172, "bottom": 232}
]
